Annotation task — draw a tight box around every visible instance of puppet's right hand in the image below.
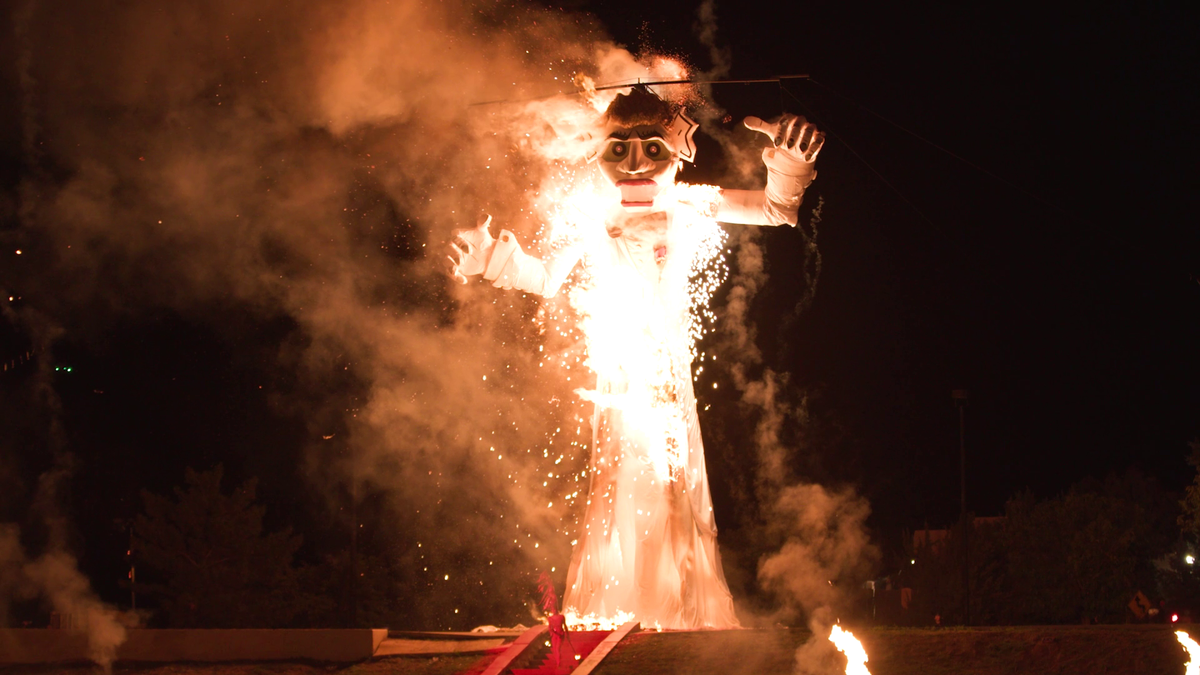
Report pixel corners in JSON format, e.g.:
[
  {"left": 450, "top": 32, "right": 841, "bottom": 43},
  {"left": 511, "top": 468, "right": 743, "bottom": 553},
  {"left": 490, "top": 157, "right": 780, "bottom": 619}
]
[{"left": 449, "top": 214, "right": 495, "bottom": 283}]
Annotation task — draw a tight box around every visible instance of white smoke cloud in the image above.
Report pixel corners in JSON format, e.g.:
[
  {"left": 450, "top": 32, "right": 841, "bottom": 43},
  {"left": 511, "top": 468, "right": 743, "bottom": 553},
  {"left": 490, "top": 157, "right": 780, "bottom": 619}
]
[
  {"left": 0, "top": 295, "right": 130, "bottom": 668},
  {"left": 4, "top": 0, "right": 872, "bottom": 647},
  {"left": 0, "top": 522, "right": 128, "bottom": 670},
  {"left": 758, "top": 484, "right": 875, "bottom": 618},
  {"left": 712, "top": 202, "right": 878, "bottom": 667},
  {"left": 2, "top": 0, "right": 776, "bottom": 632},
  {"left": 0, "top": 429, "right": 130, "bottom": 670}
]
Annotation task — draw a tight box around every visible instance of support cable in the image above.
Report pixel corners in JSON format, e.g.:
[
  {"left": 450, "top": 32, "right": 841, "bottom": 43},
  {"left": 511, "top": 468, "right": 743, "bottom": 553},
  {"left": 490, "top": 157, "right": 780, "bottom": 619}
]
[
  {"left": 805, "top": 78, "right": 1073, "bottom": 219},
  {"left": 779, "top": 86, "right": 941, "bottom": 231},
  {"left": 793, "top": 79, "right": 1196, "bottom": 286}
]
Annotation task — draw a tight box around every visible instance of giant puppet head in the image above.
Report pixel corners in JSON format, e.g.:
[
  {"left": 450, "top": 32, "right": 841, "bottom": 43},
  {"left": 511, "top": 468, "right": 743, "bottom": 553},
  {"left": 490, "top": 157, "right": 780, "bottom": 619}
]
[{"left": 589, "top": 85, "right": 699, "bottom": 212}]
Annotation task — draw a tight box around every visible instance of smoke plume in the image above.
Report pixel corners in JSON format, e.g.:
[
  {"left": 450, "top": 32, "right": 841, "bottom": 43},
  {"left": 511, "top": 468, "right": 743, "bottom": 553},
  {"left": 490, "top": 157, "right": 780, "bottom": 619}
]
[
  {"left": 0, "top": 306, "right": 128, "bottom": 668},
  {"left": 4, "top": 531, "right": 129, "bottom": 670},
  {"left": 712, "top": 204, "right": 877, "bottom": 673},
  {"left": 4, "top": 0, "right": 874, "bottom": 646},
  {"left": 0, "top": 0, "right": 761, "bottom": 631}
]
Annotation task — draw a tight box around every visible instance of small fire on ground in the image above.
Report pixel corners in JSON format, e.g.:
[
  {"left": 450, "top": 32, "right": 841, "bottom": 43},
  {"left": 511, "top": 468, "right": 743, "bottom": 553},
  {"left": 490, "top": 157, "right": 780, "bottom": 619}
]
[
  {"left": 1179, "top": 631, "right": 1198, "bottom": 675},
  {"left": 828, "top": 625, "right": 871, "bottom": 675},
  {"left": 563, "top": 608, "right": 638, "bottom": 631}
]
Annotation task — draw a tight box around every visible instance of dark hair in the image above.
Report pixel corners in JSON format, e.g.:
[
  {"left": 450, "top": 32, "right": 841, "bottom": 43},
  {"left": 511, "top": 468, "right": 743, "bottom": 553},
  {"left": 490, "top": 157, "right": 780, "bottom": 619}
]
[{"left": 603, "top": 84, "right": 676, "bottom": 127}]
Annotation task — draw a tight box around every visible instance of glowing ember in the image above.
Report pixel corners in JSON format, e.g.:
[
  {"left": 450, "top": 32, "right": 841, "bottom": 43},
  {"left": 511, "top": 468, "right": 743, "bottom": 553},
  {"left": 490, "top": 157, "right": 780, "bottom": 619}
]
[
  {"left": 828, "top": 625, "right": 871, "bottom": 675},
  {"left": 1179, "top": 631, "right": 1199, "bottom": 675}
]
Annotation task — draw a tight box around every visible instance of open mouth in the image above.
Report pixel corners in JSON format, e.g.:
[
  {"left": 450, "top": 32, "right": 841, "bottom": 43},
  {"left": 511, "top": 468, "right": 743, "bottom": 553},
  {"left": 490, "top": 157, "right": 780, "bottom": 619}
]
[{"left": 616, "top": 179, "right": 659, "bottom": 207}]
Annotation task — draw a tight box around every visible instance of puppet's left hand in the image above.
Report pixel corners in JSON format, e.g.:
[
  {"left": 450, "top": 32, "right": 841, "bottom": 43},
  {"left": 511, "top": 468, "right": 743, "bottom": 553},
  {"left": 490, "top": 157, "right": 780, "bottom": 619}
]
[
  {"left": 741, "top": 114, "right": 824, "bottom": 225},
  {"left": 744, "top": 114, "right": 826, "bottom": 165}
]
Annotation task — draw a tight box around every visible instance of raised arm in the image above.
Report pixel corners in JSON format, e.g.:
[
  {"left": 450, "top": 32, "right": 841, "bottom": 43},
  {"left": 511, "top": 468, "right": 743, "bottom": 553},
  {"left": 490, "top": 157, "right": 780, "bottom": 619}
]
[
  {"left": 449, "top": 216, "right": 583, "bottom": 298},
  {"left": 716, "top": 114, "right": 825, "bottom": 227}
]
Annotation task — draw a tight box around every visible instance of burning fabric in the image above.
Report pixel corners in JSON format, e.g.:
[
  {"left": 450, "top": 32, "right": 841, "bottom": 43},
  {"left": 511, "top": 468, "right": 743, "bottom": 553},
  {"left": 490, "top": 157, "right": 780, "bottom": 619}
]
[{"left": 453, "top": 78, "right": 824, "bottom": 629}]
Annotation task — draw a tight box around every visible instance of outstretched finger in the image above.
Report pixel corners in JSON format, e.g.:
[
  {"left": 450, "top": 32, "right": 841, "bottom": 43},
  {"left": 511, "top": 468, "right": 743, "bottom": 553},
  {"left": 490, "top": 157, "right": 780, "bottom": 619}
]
[
  {"left": 805, "top": 132, "right": 826, "bottom": 162},
  {"left": 797, "top": 124, "right": 815, "bottom": 153},
  {"left": 451, "top": 233, "right": 475, "bottom": 255},
  {"left": 780, "top": 115, "right": 799, "bottom": 148},
  {"left": 447, "top": 254, "right": 468, "bottom": 284},
  {"left": 790, "top": 116, "right": 809, "bottom": 148}
]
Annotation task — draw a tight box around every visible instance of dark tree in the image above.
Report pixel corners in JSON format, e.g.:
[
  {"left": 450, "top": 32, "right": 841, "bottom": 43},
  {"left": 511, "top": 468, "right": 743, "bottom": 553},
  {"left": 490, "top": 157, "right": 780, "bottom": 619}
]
[
  {"left": 133, "top": 466, "right": 306, "bottom": 627},
  {"left": 901, "top": 470, "right": 1177, "bottom": 625},
  {"left": 1162, "top": 441, "right": 1200, "bottom": 615},
  {"left": 1179, "top": 441, "right": 1200, "bottom": 540}
]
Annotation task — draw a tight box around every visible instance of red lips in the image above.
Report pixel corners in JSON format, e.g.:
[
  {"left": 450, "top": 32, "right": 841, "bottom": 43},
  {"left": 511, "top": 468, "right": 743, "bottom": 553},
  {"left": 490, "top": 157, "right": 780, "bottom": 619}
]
[{"left": 616, "top": 178, "right": 659, "bottom": 208}]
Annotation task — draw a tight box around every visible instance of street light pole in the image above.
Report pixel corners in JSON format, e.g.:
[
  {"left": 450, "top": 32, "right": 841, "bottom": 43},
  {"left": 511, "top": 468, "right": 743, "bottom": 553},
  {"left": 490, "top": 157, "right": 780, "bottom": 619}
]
[{"left": 952, "top": 388, "right": 969, "bottom": 626}]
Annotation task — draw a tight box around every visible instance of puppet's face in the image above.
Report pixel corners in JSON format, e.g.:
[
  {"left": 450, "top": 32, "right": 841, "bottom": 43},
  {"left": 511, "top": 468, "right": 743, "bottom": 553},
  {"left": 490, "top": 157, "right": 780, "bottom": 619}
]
[{"left": 597, "top": 124, "right": 681, "bottom": 211}]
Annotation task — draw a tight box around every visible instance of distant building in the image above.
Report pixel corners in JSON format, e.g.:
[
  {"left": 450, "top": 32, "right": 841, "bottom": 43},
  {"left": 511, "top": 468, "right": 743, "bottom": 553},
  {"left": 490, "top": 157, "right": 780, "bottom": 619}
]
[{"left": 912, "top": 516, "right": 1007, "bottom": 554}]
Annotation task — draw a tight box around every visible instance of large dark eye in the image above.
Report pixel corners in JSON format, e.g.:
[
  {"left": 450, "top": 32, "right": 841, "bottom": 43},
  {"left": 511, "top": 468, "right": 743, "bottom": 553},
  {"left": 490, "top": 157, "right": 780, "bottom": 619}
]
[
  {"left": 603, "top": 141, "right": 629, "bottom": 162},
  {"left": 644, "top": 141, "right": 666, "bottom": 159}
]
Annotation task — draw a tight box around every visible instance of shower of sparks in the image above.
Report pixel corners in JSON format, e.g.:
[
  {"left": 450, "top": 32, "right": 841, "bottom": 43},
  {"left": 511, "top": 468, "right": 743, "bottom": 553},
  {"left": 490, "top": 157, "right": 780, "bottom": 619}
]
[
  {"left": 829, "top": 625, "right": 871, "bottom": 675},
  {"left": 552, "top": 178, "right": 728, "bottom": 627},
  {"left": 545, "top": 179, "right": 727, "bottom": 485},
  {"left": 1179, "top": 631, "right": 1199, "bottom": 675}
]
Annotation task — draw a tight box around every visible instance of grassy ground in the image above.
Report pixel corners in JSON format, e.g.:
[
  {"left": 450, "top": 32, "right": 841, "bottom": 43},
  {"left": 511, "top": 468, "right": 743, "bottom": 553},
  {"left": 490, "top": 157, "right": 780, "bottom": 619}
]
[
  {"left": 2, "top": 625, "right": 1194, "bottom": 674},
  {"left": 593, "top": 624, "right": 1196, "bottom": 675},
  {"left": 592, "top": 628, "right": 808, "bottom": 675},
  {"left": 862, "top": 625, "right": 1192, "bottom": 675}
]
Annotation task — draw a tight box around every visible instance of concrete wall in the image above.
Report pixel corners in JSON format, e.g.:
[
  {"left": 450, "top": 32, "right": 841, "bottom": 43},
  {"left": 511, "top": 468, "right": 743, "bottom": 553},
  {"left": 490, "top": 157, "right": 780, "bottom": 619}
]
[{"left": 0, "top": 628, "right": 388, "bottom": 664}]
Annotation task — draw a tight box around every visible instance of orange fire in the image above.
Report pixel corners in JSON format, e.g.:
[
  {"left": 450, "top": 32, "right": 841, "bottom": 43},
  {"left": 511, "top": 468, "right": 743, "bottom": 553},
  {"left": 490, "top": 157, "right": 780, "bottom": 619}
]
[
  {"left": 828, "top": 625, "right": 871, "bottom": 675},
  {"left": 543, "top": 181, "right": 727, "bottom": 485},
  {"left": 488, "top": 58, "right": 735, "bottom": 630},
  {"left": 1179, "top": 631, "right": 1198, "bottom": 675},
  {"left": 563, "top": 608, "right": 638, "bottom": 631}
]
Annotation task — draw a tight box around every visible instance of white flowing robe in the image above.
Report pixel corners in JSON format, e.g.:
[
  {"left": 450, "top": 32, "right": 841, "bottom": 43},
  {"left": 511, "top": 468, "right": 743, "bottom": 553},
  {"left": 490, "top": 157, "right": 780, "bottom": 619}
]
[
  {"left": 483, "top": 172, "right": 806, "bottom": 629},
  {"left": 563, "top": 203, "right": 740, "bottom": 629}
]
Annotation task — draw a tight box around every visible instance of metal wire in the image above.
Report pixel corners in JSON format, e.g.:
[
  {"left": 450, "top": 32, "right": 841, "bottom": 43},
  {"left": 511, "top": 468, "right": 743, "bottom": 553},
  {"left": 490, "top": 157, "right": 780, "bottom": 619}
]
[{"left": 470, "top": 75, "right": 809, "bottom": 107}]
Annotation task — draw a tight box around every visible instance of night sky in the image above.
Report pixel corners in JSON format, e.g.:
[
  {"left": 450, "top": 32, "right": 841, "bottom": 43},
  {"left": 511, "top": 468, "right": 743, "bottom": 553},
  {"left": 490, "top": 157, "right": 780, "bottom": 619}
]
[
  {"left": 601, "top": 0, "right": 1199, "bottom": 522},
  {"left": 1, "top": 0, "right": 1197, "bottom": 615}
]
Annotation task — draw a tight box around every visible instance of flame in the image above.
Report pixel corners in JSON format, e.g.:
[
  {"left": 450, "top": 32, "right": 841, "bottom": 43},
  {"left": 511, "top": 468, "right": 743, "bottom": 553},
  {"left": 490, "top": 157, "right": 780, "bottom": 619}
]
[
  {"left": 563, "top": 608, "right": 637, "bottom": 631},
  {"left": 1179, "top": 631, "right": 1199, "bottom": 675},
  {"left": 473, "top": 61, "right": 735, "bottom": 623},
  {"left": 540, "top": 180, "right": 727, "bottom": 485},
  {"left": 828, "top": 625, "right": 871, "bottom": 675}
]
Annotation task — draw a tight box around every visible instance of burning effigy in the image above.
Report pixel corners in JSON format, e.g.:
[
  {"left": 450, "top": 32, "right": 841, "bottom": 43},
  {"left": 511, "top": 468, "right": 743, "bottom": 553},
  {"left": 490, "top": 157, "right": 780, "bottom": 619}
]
[{"left": 452, "top": 78, "right": 824, "bottom": 630}]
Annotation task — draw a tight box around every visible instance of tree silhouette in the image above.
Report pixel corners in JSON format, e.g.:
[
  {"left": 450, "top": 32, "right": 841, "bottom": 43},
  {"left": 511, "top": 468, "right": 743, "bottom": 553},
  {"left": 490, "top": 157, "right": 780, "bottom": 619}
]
[
  {"left": 1180, "top": 441, "right": 1200, "bottom": 539},
  {"left": 133, "top": 465, "right": 305, "bottom": 627}
]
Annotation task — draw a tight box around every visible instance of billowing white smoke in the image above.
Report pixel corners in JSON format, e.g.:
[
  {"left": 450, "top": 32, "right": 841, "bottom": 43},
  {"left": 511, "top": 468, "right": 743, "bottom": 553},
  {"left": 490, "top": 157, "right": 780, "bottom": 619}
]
[
  {"left": 0, "top": 425, "right": 129, "bottom": 670},
  {"left": 713, "top": 211, "right": 877, "bottom": 673},
  {"left": 5, "top": 0, "right": 872, "bottom": 648},
  {"left": 2, "top": 0, "right": 744, "bottom": 633},
  {"left": 2, "top": 532, "right": 129, "bottom": 670},
  {"left": 758, "top": 484, "right": 874, "bottom": 619},
  {"left": 0, "top": 299, "right": 130, "bottom": 669}
]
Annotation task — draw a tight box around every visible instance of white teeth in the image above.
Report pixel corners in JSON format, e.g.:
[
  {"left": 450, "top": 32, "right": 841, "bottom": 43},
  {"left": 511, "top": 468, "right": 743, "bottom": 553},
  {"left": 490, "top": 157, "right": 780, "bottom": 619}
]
[{"left": 620, "top": 183, "right": 660, "bottom": 204}]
